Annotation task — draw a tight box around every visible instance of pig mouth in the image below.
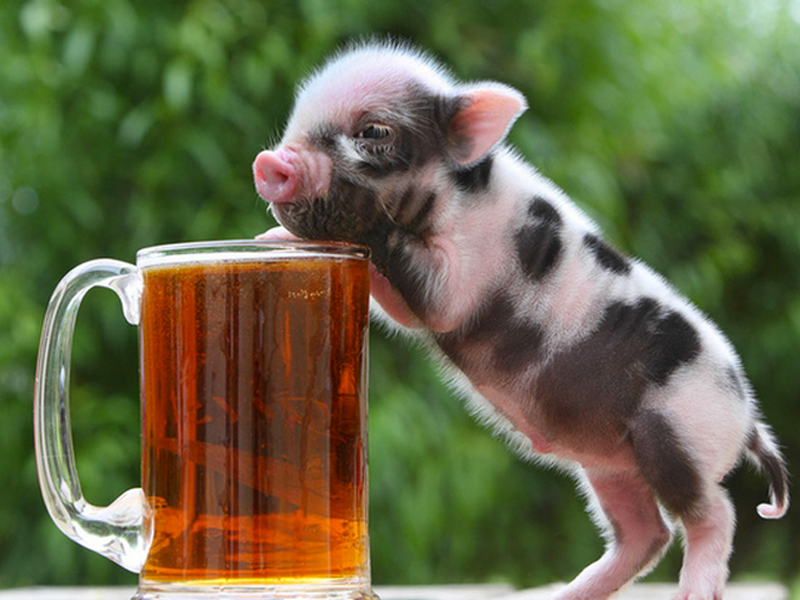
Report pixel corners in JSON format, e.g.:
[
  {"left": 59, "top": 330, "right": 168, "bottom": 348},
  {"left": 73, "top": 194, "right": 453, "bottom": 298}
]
[
  {"left": 271, "top": 196, "right": 345, "bottom": 242},
  {"left": 271, "top": 189, "right": 383, "bottom": 246},
  {"left": 270, "top": 181, "right": 399, "bottom": 270}
]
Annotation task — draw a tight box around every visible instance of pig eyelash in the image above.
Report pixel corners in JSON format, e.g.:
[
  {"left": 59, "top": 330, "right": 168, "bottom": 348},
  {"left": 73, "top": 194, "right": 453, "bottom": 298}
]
[
  {"left": 354, "top": 123, "right": 396, "bottom": 145},
  {"left": 358, "top": 144, "right": 394, "bottom": 159},
  {"left": 353, "top": 138, "right": 395, "bottom": 161}
]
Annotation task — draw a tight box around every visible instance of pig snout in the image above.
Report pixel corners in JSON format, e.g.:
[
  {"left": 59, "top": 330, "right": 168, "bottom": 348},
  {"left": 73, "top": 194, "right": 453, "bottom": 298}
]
[
  {"left": 253, "top": 147, "right": 332, "bottom": 204},
  {"left": 253, "top": 149, "right": 299, "bottom": 204}
]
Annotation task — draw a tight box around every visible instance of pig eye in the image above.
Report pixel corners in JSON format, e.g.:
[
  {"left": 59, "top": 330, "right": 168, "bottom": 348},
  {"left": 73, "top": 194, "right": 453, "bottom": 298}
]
[{"left": 357, "top": 124, "right": 394, "bottom": 142}]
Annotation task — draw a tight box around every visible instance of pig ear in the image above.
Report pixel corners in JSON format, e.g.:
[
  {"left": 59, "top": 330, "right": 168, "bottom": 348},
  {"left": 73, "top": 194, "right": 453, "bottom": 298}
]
[{"left": 447, "top": 84, "right": 527, "bottom": 165}]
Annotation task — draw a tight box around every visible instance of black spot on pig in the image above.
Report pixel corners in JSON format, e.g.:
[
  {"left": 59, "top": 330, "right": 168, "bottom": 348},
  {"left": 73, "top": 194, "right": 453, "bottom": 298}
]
[
  {"left": 452, "top": 155, "right": 494, "bottom": 194},
  {"left": 630, "top": 410, "right": 702, "bottom": 517},
  {"left": 534, "top": 298, "right": 701, "bottom": 444},
  {"left": 527, "top": 197, "right": 561, "bottom": 223},
  {"left": 583, "top": 233, "right": 632, "bottom": 275},
  {"left": 309, "top": 123, "right": 341, "bottom": 152},
  {"left": 494, "top": 321, "right": 545, "bottom": 372},
  {"left": 435, "top": 293, "right": 516, "bottom": 365},
  {"left": 394, "top": 186, "right": 437, "bottom": 235},
  {"left": 648, "top": 310, "right": 702, "bottom": 385},
  {"left": 356, "top": 137, "right": 414, "bottom": 177},
  {"left": 516, "top": 197, "right": 563, "bottom": 281},
  {"left": 435, "top": 293, "right": 544, "bottom": 372},
  {"left": 597, "top": 299, "right": 701, "bottom": 386},
  {"left": 463, "top": 293, "right": 518, "bottom": 341}
]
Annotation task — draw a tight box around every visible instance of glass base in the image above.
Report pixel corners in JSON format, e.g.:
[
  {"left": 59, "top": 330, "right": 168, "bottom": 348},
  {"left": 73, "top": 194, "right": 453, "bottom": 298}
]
[{"left": 132, "top": 579, "right": 379, "bottom": 600}]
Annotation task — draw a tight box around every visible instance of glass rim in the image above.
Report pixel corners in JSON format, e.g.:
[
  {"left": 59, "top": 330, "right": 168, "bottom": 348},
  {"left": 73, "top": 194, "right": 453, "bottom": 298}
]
[{"left": 136, "top": 239, "right": 370, "bottom": 269}]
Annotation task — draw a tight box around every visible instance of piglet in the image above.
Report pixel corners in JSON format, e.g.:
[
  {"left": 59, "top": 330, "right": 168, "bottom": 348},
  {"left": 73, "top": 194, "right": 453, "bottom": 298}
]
[{"left": 252, "top": 42, "right": 789, "bottom": 600}]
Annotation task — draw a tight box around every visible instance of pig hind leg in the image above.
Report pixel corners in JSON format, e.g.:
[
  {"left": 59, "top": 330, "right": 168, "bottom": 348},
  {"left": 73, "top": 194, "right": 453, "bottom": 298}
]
[
  {"left": 554, "top": 468, "right": 672, "bottom": 600},
  {"left": 630, "top": 409, "right": 734, "bottom": 600},
  {"left": 672, "top": 487, "right": 734, "bottom": 600}
]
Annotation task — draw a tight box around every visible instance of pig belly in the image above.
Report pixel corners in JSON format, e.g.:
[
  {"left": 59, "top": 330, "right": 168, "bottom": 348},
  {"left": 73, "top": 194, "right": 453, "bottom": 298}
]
[{"left": 474, "top": 383, "right": 640, "bottom": 472}]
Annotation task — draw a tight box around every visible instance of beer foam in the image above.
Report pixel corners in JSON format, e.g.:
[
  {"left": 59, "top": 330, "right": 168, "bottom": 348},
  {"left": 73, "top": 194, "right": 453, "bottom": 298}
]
[{"left": 136, "top": 239, "right": 368, "bottom": 269}]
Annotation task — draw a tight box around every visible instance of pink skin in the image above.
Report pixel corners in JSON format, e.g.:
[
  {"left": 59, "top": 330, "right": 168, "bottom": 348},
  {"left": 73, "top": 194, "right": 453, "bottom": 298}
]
[
  {"left": 251, "top": 45, "right": 787, "bottom": 600},
  {"left": 254, "top": 124, "right": 731, "bottom": 600},
  {"left": 553, "top": 469, "right": 671, "bottom": 600},
  {"left": 253, "top": 146, "right": 332, "bottom": 204},
  {"left": 253, "top": 149, "right": 298, "bottom": 204}
]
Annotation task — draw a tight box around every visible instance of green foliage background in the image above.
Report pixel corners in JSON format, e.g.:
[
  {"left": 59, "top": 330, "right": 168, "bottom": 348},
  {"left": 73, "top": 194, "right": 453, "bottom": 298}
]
[{"left": 2, "top": 0, "right": 799, "bottom": 592}]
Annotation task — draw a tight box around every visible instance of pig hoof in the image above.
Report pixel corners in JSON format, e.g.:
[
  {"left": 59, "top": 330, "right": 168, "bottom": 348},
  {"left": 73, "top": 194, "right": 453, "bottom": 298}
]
[{"left": 255, "top": 226, "right": 301, "bottom": 242}]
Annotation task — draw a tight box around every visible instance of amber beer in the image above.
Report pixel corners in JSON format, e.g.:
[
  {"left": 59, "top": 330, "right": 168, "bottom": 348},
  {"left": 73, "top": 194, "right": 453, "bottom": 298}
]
[{"left": 138, "top": 245, "right": 370, "bottom": 588}]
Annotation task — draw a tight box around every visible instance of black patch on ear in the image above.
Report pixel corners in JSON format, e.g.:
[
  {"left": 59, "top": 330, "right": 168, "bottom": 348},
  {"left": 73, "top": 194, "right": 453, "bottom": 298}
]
[
  {"left": 451, "top": 155, "right": 494, "bottom": 193},
  {"left": 433, "top": 94, "right": 464, "bottom": 130},
  {"left": 630, "top": 410, "right": 703, "bottom": 517},
  {"left": 516, "top": 197, "right": 563, "bottom": 281},
  {"left": 583, "top": 233, "right": 632, "bottom": 275}
]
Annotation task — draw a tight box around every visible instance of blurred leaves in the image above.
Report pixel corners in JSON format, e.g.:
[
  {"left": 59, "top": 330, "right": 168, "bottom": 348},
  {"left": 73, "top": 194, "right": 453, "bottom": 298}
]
[{"left": 1, "top": 0, "right": 800, "bottom": 591}]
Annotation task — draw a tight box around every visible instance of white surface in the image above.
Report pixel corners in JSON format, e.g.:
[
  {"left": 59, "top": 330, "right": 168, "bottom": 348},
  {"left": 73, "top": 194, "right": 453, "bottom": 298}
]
[
  {"left": 496, "top": 582, "right": 789, "bottom": 600},
  {"left": 0, "top": 583, "right": 788, "bottom": 600}
]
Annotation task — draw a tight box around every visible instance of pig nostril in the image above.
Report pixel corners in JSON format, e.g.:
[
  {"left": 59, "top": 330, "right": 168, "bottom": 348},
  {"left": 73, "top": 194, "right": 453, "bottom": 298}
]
[
  {"left": 267, "top": 169, "right": 290, "bottom": 186},
  {"left": 256, "top": 162, "right": 288, "bottom": 185},
  {"left": 253, "top": 151, "right": 299, "bottom": 203}
]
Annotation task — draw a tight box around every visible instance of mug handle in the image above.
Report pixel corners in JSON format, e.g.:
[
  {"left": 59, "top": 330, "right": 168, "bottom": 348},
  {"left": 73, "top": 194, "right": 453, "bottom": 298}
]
[{"left": 34, "top": 259, "right": 151, "bottom": 573}]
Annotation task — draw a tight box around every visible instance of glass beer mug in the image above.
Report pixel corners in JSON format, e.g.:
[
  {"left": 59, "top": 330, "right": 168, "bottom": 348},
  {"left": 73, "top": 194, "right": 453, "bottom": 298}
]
[{"left": 34, "top": 240, "right": 377, "bottom": 600}]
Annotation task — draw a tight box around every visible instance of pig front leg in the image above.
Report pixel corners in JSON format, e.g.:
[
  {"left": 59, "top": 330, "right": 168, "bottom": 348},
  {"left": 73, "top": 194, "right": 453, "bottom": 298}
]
[
  {"left": 256, "top": 225, "right": 301, "bottom": 243},
  {"left": 380, "top": 192, "right": 517, "bottom": 334},
  {"left": 554, "top": 468, "right": 672, "bottom": 600},
  {"left": 379, "top": 230, "right": 474, "bottom": 333},
  {"left": 369, "top": 263, "right": 424, "bottom": 329}
]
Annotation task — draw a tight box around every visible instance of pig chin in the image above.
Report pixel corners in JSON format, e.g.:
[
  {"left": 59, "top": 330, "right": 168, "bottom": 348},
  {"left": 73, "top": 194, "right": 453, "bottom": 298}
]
[
  {"left": 270, "top": 198, "right": 338, "bottom": 241},
  {"left": 270, "top": 189, "right": 383, "bottom": 247}
]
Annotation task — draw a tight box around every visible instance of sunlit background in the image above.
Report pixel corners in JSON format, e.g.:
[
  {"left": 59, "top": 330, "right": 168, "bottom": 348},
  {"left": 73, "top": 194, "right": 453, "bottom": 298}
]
[{"left": 1, "top": 0, "right": 799, "bottom": 593}]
